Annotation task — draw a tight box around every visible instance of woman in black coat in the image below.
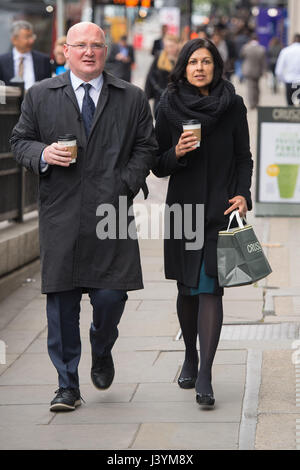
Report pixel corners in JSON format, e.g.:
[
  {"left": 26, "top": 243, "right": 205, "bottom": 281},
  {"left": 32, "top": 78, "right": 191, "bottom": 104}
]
[{"left": 153, "top": 39, "right": 253, "bottom": 408}]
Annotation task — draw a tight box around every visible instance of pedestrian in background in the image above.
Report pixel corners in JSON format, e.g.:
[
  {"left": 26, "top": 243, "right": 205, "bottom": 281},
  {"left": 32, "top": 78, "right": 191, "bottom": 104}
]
[
  {"left": 241, "top": 33, "right": 266, "bottom": 109},
  {"left": 145, "top": 34, "right": 180, "bottom": 116},
  {"left": 151, "top": 24, "right": 168, "bottom": 56},
  {"left": 275, "top": 33, "right": 300, "bottom": 106},
  {"left": 196, "top": 26, "right": 209, "bottom": 40},
  {"left": 0, "top": 20, "right": 51, "bottom": 90},
  {"left": 152, "top": 38, "right": 253, "bottom": 409},
  {"left": 267, "top": 37, "right": 282, "bottom": 94},
  {"left": 51, "top": 35, "right": 68, "bottom": 76},
  {"left": 211, "top": 28, "right": 236, "bottom": 81},
  {"left": 10, "top": 22, "right": 157, "bottom": 412},
  {"left": 233, "top": 26, "right": 249, "bottom": 83},
  {"left": 105, "top": 35, "right": 135, "bottom": 82}
]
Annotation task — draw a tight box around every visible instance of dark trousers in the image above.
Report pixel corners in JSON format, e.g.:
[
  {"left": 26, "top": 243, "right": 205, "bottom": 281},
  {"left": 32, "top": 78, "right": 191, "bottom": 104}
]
[
  {"left": 46, "top": 288, "right": 128, "bottom": 388},
  {"left": 245, "top": 77, "right": 260, "bottom": 109}
]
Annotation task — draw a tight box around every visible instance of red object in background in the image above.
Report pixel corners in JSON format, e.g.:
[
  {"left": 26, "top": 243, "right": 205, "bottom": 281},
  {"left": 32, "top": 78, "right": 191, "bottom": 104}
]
[{"left": 133, "top": 33, "right": 143, "bottom": 49}]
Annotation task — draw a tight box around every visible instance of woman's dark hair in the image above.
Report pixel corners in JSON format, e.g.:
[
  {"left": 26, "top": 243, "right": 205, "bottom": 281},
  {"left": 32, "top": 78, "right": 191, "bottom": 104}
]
[{"left": 168, "top": 38, "right": 224, "bottom": 92}]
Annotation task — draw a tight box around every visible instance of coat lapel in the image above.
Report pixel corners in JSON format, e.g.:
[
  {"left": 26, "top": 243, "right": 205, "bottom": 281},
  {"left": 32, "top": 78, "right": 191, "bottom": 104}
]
[
  {"left": 47, "top": 71, "right": 85, "bottom": 144},
  {"left": 48, "top": 71, "right": 80, "bottom": 115}
]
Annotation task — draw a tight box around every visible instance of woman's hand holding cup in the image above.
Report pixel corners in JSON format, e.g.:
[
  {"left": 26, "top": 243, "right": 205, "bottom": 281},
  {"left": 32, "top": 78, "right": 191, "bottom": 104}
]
[{"left": 175, "top": 131, "right": 199, "bottom": 159}]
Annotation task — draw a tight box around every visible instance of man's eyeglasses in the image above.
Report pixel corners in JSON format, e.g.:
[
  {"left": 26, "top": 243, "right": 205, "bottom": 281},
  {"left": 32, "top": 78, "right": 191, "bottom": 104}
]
[{"left": 66, "top": 43, "right": 106, "bottom": 51}]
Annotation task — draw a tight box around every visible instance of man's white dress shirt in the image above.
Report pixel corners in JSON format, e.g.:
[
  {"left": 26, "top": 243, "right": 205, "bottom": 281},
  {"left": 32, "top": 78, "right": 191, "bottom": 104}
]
[{"left": 13, "top": 47, "right": 35, "bottom": 90}]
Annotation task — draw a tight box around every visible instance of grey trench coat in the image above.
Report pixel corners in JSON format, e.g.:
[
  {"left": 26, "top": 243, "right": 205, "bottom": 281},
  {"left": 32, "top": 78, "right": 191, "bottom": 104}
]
[{"left": 10, "top": 71, "right": 157, "bottom": 293}]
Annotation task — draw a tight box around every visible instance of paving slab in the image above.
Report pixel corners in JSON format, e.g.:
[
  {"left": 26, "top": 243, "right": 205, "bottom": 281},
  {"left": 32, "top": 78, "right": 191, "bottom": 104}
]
[
  {"left": 0, "top": 383, "right": 137, "bottom": 405},
  {"left": 212, "top": 364, "right": 246, "bottom": 384},
  {"left": 0, "top": 404, "right": 52, "bottom": 426},
  {"left": 112, "top": 336, "right": 185, "bottom": 352},
  {"left": 0, "top": 284, "right": 41, "bottom": 330},
  {"left": 223, "top": 300, "right": 263, "bottom": 323},
  {"left": 142, "top": 271, "right": 168, "bottom": 281},
  {"left": 0, "top": 354, "right": 19, "bottom": 375},
  {"left": 223, "top": 285, "right": 264, "bottom": 301},
  {"left": 0, "top": 353, "right": 57, "bottom": 385},
  {"left": 3, "top": 298, "right": 47, "bottom": 331},
  {"left": 118, "top": 310, "right": 179, "bottom": 337},
  {"left": 274, "top": 297, "right": 295, "bottom": 316},
  {"left": 131, "top": 422, "right": 239, "bottom": 450},
  {"left": 132, "top": 382, "right": 244, "bottom": 403},
  {"left": 128, "top": 282, "right": 177, "bottom": 300},
  {"left": 0, "top": 329, "right": 40, "bottom": 355},
  {"left": 137, "top": 299, "right": 176, "bottom": 313},
  {"left": 112, "top": 351, "right": 179, "bottom": 384},
  {"left": 0, "top": 423, "right": 139, "bottom": 450},
  {"left": 51, "top": 399, "right": 243, "bottom": 425}
]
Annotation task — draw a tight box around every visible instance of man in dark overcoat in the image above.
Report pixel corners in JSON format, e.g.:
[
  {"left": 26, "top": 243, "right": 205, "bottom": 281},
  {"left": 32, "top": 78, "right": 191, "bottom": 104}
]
[{"left": 10, "top": 22, "right": 157, "bottom": 411}]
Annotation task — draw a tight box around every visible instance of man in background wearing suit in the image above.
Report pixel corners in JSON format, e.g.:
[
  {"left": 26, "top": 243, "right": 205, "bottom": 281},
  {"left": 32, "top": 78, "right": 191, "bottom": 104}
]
[
  {"left": 0, "top": 20, "right": 51, "bottom": 90},
  {"left": 241, "top": 33, "right": 267, "bottom": 109},
  {"left": 105, "top": 35, "right": 135, "bottom": 82}
]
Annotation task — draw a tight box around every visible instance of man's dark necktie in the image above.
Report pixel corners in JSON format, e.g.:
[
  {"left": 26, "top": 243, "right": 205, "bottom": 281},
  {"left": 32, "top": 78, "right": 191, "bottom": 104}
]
[{"left": 81, "top": 83, "right": 95, "bottom": 137}]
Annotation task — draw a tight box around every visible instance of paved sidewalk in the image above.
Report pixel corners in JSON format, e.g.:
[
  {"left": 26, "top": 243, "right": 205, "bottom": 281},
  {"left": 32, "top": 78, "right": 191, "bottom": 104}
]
[{"left": 1, "top": 59, "right": 300, "bottom": 450}]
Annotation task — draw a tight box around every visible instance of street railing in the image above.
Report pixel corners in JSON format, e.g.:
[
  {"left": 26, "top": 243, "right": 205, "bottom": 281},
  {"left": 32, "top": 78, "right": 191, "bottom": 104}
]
[{"left": 0, "top": 85, "right": 38, "bottom": 223}]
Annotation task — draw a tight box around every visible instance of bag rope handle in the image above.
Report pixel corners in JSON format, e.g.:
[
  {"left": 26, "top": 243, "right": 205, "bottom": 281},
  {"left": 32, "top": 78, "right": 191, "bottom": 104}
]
[{"left": 226, "top": 210, "right": 247, "bottom": 232}]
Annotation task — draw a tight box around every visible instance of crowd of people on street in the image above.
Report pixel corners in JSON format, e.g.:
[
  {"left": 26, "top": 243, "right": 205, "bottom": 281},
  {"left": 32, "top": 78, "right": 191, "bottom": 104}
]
[
  {"left": 144, "top": 19, "right": 300, "bottom": 111},
  {"left": 0, "top": 15, "right": 299, "bottom": 414},
  {"left": 1, "top": 18, "right": 299, "bottom": 109}
]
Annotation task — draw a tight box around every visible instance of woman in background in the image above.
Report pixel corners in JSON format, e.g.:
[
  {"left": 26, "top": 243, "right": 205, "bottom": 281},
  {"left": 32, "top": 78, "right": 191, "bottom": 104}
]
[
  {"left": 145, "top": 34, "right": 180, "bottom": 115},
  {"left": 51, "top": 36, "right": 68, "bottom": 76}
]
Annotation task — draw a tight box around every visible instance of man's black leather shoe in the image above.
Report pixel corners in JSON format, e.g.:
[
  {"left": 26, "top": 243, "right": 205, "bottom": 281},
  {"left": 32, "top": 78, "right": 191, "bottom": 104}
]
[
  {"left": 50, "top": 387, "right": 82, "bottom": 412},
  {"left": 91, "top": 353, "right": 115, "bottom": 390}
]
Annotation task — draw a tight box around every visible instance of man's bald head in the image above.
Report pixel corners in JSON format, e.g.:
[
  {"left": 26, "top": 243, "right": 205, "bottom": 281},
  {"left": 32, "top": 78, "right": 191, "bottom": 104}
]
[
  {"left": 66, "top": 22, "right": 105, "bottom": 44},
  {"left": 64, "top": 22, "right": 107, "bottom": 82}
]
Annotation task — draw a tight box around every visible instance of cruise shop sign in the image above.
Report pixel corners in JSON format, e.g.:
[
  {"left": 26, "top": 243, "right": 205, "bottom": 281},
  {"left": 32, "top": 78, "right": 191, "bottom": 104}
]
[{"left": 256, "top": 107, "right": 300, "bottom": 216}]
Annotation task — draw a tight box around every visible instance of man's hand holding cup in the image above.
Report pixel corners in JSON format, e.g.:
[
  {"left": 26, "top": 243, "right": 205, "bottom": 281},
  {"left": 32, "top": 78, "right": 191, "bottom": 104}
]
[{"left": 43, "top": 143, "right": 73, "bottom": 167}]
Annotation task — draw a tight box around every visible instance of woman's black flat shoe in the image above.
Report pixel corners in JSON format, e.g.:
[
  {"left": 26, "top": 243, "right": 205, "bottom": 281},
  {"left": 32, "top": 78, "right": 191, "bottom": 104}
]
[
  {"left": 196, "top": 393, "right": 215, "bottom": 408},
  {"left": 177, "top": 377, "right": 197, "bottom": 389}
]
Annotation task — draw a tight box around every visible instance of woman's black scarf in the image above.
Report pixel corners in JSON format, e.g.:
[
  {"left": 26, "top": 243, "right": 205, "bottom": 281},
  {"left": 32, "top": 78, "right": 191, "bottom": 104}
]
[{"left": 159, "top": 78, "right": 236, "bottom": 136}]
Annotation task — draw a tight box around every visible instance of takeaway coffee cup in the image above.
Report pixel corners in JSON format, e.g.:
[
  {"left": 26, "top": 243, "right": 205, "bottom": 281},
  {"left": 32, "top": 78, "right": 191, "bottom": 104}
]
[
  {"left": 57, "top": 134, "right": 77, "bottom": 164},
  {"left": 182, "top": 120, "right": 201, "bottom": 148}
]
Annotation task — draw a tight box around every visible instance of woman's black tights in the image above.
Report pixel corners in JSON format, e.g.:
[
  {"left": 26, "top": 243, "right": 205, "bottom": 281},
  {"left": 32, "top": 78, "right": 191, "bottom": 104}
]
[{"left": 177, "top": 292, "right": 223, "bottom": 395}]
